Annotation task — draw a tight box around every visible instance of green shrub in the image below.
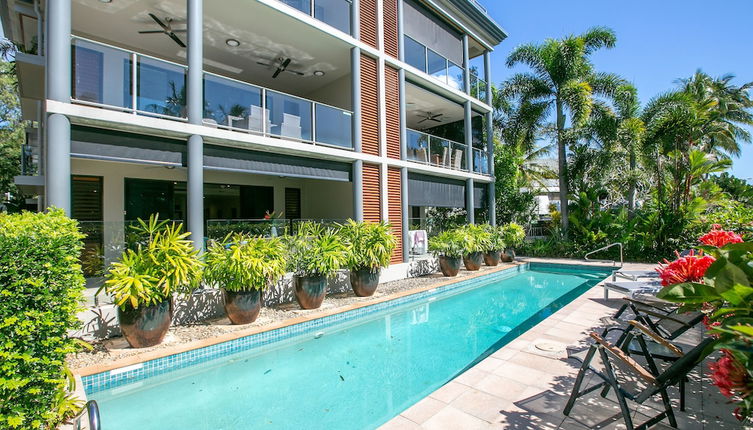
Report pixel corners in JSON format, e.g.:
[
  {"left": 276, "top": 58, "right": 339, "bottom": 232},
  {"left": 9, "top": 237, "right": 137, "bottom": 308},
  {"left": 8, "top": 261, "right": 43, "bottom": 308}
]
[
  {"left": 286, "top": 222, "right": 348, "bottom": 278},
  {"left": 459, "top": 224, "right": 491, "bottom": 254},
  {"left": 204, "top": 234, "right": 287, "bottom": 291},
  {"left": 428, "top": 229, "right": 465, "bottom": 258},
  {"left": 338, "top": 220, "right": 397, "bottom": 271},
  {"left": 0, "top": 210, "right": 86, "bottom": 429},
  {"left": 101, "top": 215, "right": 203, "bottom": 309},
  {"left": 501, "top": 223, "right": 526, "bottom": 249},
  {"left": 482, "top": 224, "right": 507, "bottom": 252}
]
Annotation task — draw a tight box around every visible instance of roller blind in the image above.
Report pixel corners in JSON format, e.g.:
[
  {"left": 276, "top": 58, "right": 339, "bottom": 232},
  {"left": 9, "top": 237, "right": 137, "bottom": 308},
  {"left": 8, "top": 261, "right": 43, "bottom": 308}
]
[
  {"left": 403, "top": 0, "right": 463, "bottom": 66},
  {"left": 408, "top": 173, "right": 465, "bottom": 208}
]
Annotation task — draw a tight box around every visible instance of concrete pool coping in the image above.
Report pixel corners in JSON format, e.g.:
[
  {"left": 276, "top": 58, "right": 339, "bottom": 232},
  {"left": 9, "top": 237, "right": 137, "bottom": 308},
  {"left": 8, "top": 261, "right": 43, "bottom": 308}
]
[
  {"left": 379, "top": 258, "right": 739, "bottom": 429},
  {"left": 73, "top": 261, "right": 535, "bottom": 377}
]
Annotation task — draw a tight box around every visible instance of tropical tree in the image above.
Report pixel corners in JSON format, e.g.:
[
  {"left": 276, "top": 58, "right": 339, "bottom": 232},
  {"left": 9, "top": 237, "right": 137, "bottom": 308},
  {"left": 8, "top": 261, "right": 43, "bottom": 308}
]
[{"left": 503, "top": 26, "right": 623, "bottom": 235}]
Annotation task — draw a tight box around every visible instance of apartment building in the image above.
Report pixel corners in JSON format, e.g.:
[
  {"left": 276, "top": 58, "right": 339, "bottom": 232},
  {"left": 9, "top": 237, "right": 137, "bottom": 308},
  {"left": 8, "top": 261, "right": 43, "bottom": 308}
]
[{"left": 4, "top": 0, "right": 506, "bottom": 272}]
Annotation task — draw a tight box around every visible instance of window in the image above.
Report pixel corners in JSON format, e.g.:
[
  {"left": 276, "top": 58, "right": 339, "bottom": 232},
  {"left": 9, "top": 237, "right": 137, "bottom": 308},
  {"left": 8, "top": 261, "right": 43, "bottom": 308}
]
[{"left": 285, "top": 188, "right": 302, "bottom": 219}]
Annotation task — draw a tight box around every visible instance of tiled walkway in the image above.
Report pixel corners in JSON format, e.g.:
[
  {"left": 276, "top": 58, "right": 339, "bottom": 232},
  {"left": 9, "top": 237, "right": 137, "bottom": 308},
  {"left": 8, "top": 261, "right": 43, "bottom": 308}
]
[{"left": 380, "top": 259, "right": 741, "bottom": 429}]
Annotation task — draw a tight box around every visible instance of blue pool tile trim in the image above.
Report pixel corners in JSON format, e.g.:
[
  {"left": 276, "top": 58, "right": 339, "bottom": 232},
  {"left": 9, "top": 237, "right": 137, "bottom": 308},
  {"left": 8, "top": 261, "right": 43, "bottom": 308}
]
[{"left": 81, "top": 263, "right": 605, "bottom": 395}]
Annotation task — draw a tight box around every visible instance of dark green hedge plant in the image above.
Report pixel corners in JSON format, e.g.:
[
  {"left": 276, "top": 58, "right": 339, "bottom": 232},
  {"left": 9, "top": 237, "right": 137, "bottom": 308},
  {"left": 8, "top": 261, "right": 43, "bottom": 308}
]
[{"left": 0, "top": 210, "right": 86, "bottom": 429}]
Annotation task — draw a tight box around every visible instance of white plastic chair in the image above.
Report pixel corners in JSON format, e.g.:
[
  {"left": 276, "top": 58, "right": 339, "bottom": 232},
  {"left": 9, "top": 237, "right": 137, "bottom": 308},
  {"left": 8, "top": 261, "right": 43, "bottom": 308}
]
[{"left": 280, "top": 113, "right": 302, "bottom": 139}]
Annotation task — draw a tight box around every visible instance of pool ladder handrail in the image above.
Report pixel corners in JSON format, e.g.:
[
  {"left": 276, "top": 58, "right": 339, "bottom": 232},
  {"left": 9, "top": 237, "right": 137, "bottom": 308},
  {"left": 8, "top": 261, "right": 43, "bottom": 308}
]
[
  {"left": 584, "top": 242, "right": 623, "bottom": 269},
  {"left": 73, "top": 400, "right": 101, "bottom": 430}
]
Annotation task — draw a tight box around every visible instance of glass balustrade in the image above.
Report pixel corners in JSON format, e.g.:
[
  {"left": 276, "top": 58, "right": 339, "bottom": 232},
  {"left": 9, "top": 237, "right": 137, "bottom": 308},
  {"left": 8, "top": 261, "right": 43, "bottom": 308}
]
[
  {"left": 470, "top": 73, "right": 488, "bottom": 102},
  {"left": 407, "top": 129, "right": 468, "bottom": 172},
  {"left": 70, "top": 37, "right": 354, "bottom": 149},
  {"left": 473, "top": 148, "right": 490, "bottom": 175}
]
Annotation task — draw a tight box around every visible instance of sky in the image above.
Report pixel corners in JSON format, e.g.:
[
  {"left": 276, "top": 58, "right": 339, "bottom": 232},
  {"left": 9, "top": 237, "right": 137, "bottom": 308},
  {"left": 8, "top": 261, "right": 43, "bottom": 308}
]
[{"left": 478, "top": 0, "right": 753, "bottom": 181}]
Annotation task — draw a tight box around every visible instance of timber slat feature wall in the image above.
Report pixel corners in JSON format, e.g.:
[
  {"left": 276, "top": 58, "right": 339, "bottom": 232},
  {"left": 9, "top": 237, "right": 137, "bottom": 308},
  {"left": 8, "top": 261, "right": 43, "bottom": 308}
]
[
  {"left": 383, "top": 0, "right": 399, "bottom": 58},
  {"left": 387, "top": 167, "right": 403, "bottom": 263},
  {"left": 385, "top": 66, "right": 401, "bottom": 159},
  {"left": 359, "top": 0, "right": 378, "bottom": 49},
  {"left": 362, "top": 163, "right": 382, "bottom": 223},
  {"left": 360, "top": 54, "right": 380, "bottom": 156}
]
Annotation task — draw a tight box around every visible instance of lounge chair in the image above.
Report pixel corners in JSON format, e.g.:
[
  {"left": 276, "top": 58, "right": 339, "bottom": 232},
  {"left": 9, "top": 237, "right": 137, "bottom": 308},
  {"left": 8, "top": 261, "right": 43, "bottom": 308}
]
[
  {"left": 603, "top": 280, "right": 663, "bottom": 300},
  {"left": 613, "top": 269, "right": 659, "bottom": 281},
  {"left": 565, "top": 326, "right": 716, "bottom": 429},
  {"left": 617, "top": 298, "right": 704, "bottom": 342}
]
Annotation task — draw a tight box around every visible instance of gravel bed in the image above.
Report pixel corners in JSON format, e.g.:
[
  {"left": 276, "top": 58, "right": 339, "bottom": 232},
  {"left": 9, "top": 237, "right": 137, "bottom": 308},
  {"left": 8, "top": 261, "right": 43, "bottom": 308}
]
[{"left": 68, "top": 264, "right": 510, "bottom": 370}]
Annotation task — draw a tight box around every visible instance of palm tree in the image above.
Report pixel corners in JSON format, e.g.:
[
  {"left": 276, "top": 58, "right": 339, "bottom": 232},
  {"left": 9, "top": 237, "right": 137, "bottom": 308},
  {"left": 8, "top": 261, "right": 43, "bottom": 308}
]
[{"left": 503, "top": 26, "right": 622, "bottom": 235}]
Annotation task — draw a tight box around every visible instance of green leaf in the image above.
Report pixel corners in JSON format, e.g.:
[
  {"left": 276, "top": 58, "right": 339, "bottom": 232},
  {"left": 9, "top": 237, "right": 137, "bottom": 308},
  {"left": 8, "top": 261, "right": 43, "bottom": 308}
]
[
  {"left": 656, "top": 282, "right": 722, "bottom": 303},
  {"left": 712, "top": 260, "right": 750, "bottom": 293}
]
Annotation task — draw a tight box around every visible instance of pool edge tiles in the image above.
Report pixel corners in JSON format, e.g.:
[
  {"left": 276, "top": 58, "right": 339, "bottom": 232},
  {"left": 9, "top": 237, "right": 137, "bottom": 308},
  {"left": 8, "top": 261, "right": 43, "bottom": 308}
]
[{"left": 80, "top": 263, "right": 531, "bottom": 395}]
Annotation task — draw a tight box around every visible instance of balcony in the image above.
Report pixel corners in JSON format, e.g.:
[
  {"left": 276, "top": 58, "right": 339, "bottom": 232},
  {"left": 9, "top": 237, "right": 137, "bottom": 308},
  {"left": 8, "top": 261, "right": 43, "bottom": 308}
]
[
  {"left": 406, "top": 129, "right": 468, "bottom": 171},
  {"left": 70, "top": 37, "right": 354, "bottom": 150},
  {"left": 278, "top": 0, "right": 353, "bottom": 35},
  {"left": 404, "top": 36, "right": 465, "bottom": 93}
]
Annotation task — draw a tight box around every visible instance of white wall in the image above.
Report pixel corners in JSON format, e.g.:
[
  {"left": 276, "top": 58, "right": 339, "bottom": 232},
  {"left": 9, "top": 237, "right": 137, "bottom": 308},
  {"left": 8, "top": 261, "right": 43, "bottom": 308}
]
[{"left": 304, "top": 74, "right": 352, "bottom": 110}]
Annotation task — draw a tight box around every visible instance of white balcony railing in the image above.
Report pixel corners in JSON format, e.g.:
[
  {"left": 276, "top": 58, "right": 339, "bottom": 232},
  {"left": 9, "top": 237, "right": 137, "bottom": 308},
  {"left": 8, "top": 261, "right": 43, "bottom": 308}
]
[
  {"left": 71, "top": 36, "right": 354, "bottom": 150},
  {"left": 406, "top": 129, "right": 491, "bottom": 175}
]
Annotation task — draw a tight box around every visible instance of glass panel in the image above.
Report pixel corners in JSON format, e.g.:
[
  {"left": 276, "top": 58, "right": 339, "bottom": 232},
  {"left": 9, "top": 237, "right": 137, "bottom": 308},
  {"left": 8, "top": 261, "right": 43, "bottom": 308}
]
[
  {"left": 203, "top": 74, "right": 263, "bottom": 132},
  {"left": 266, "top": 90, "right": 312, "bottom": 141},
  {"left": 72, "top": 39, "right": 131, "bottom": 109},
  {"left": 315, "top": 104, "right": 353, "bottom": 148},
  {"left": 407, "top": 129, "right": 429, "bottom": 163},
  {"left": 427, "top": 49, "right": 448, "bottom": 84},
  {"left": 314, "top": 0, "right": 352, "bottom": 34},
  {"left": 470, "top": 73, "right": 478, "bottom": 99},
  {"left": 280, "top": 0, "right": 310, "bottom": 14},
  {"left": 476, "top": 77, "right": 488, "bottom": 101},
  {"left": 404, "top": 36, "right": 426, "bottom": 72},
  {"left": 473, "top": 149, "right": 489, "bottom": 174},
  {"left": 137, "top": 56, "right": 187, "bottom": 118},
  {"left": 452, "top": 142, "right": 467, "bottom": 170},
  {"left": 429, "top": 136, "right": 451, "bottom": 168},
  {"left": 448, "top": 62, "right": 464, "bottom": 92}
]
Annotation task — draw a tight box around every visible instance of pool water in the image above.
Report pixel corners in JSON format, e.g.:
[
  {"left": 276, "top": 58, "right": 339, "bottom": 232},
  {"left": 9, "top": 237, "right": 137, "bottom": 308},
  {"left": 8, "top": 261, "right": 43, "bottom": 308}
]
[{"left": 90, "top": 264, "right": 609, "bottom": 430}]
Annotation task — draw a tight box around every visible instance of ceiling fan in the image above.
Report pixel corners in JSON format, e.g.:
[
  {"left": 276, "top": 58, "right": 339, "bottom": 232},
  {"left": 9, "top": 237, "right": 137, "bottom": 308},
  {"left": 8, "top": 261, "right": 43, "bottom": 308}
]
[
  {"left": 256, "top": 57, "right": 305, "bottom": 79},
  {"left": 417, "top": 111, "right": 444, "bottom": 124},
  {"left": 138, "top": 13, "right": 187, "bottom": 48}
]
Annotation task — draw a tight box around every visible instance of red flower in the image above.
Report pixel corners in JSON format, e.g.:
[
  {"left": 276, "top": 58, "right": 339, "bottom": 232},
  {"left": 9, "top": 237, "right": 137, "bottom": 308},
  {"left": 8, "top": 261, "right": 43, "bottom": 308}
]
[
  {"left": 709, "top": 350, "right": 753, "bottom": 407},
  {"left": 700, "top": 225, "right": 743, "bottom": 247},
  {"left": 656, "top": 250, "right": 715, "bottom": 286}
]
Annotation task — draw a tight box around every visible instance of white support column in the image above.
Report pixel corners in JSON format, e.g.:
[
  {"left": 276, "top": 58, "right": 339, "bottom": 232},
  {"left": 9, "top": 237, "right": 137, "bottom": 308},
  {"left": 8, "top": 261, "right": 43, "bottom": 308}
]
[
  {"left": 186, "top": 0, "right": 204, "bottom": 251},
  {"left": 462, "top": 34, "right": 471, "bottom": 95},
  {"left": 466, "top": 178, "right": 475, "bottom": 224}
]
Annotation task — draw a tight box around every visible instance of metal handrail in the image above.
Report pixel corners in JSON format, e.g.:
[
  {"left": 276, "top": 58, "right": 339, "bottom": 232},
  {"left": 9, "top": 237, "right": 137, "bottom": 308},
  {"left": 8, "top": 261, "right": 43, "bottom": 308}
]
[
  {"left": 584, "top": 242, "right": 623, "bottom": 268},
  {"left": 73, "top": 400, "right": 101, "bottom": 430}
]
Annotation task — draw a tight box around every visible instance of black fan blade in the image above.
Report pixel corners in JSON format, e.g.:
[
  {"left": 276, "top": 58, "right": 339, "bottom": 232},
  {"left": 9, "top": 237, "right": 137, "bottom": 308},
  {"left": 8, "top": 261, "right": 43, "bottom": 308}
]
[
  {"left": 148, "top": 13, "right": 170, "bottom": 32},
  {"left": 284, "top": 69, "right": 305, "bottom": 76},
  {"left": 168, "top": 32, "right": 187, "bottom": 48},
  {"left": 272, "top": 58, "right": 291, "bottom": 79},
  {"left": 430, "top": 118, "right": 442, "bottom": 122},
  {"left": 257, "top": 61, "right": 272, "bottom": 67},
  {"left": 418, "top": 118, "right": 429, "bottom": 124},
  {"left": 138, "top": 30, "right": 165, "bottom": 34}
]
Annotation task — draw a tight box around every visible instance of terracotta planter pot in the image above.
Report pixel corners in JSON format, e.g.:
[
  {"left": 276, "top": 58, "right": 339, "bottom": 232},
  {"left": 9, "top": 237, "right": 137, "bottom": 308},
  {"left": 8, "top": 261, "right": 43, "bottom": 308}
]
[
  {"left": 350, "top": 267, "right": 381, "bottom": 297},
  {"left": 294, "top": 274, "right": 328, "bottom": 309},
  {"left": 118, "top": 300, "right": 172, "bottom": 348},
  {"left": 500, "top": 250, "right": 514, "bottom": 262},
  {"left": 438, "top": 255, "right": 461, "bottom": 277},
  {"left": 484, "top": 250, "right": 501, "bottom": 266},
  {"left": 223, "top": 288, "right": 262, "bottom": 325},
  {"left": 463, "top": 252, "right": 483, "bottom": 271}
]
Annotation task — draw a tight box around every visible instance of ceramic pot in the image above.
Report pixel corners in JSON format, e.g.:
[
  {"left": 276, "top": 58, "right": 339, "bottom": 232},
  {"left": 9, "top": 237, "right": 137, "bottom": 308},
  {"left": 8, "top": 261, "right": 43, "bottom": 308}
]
[
  {"left": 294, "top": 274, "right": 328, "bottom": 309},
  {"left": 223, "top": 288, "right": 262, "bottom": 325},
  {"left": 463, "top": 252, "right": 483, "bottom": 271},
  {"left": 484, "top": 250, "right": 501, "bottom": 266},
  {"left": 350, "top": 267, "right": 380, "bottom": 297},
  {"left": 438, "top": 255, "right": 461, "bottom": 277},
  {"left": 118, "top": 300, "right": 172, "bottom": 348}
]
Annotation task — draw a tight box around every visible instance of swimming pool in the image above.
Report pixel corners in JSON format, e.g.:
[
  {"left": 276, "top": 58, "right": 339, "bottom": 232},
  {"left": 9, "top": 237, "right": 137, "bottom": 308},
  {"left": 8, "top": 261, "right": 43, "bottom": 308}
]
[{"left": 84, "top": 263, "right": 610, "bottom": 430}]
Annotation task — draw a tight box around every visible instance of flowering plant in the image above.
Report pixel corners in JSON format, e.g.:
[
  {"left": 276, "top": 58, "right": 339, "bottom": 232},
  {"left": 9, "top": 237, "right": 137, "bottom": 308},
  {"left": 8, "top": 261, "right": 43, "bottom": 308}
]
[{"left": 657, "top": 225, "right": 753, "bottom": 421}]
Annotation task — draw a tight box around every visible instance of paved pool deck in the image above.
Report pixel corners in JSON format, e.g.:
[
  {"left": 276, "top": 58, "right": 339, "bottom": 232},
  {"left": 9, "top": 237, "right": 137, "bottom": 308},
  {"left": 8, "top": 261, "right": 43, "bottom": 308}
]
[{"left": 379, "top": 258, "right": 742, "bottom": 430}]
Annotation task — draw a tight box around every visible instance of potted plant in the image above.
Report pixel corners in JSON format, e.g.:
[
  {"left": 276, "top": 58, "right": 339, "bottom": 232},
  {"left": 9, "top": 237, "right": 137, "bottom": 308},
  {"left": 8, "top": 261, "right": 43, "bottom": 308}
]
[
  {"left": 100, "top": 215, "right": 203, "bottom": 348},
  {"left": 482, "top": 224, "right": 506, "bottom": 266},
  {"left": 501, "top": 223, "right": 526, "bottom": 262},
  {"left": 428, "top": 229, "right": 465, "bottom": 276},
  {"left": 204, "top": 233, "right": 286, "bottom": 324},
  {"left": 460, "top": 224, "right": 491, "bottom": 271},
  {"left": 339, "top": 220, "right": 397, "bottom": 297},
  {"left": 287, "top": 222, "right": 348, "bottom": 309}
]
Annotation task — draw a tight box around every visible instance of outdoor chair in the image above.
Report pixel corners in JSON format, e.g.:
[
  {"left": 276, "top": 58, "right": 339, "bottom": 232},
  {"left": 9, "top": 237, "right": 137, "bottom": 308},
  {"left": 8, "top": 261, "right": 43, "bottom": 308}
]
[
  {"left": 613, "top": 297, "right": 704, "bottom": 341},
  {"left": 613, "top": 269, "right": 660, "bottom": 281},
  {"left": 603, "top": 279, "right": 663, "bottom": 300},
  {"left": 565, "top": 325, "right": 716, "bottom": 429}
]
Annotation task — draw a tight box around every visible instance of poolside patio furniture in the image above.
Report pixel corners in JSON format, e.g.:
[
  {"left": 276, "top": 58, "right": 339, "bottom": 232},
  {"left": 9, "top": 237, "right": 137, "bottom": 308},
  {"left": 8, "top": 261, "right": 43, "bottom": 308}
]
[
  {"left": 280, "top": 113, "right": 302, "bottom": 139},
  {"left": 603, "top": 280, "right": 663, "bottom": 300},
  {"left": 565, "top": 326, "right": 716, "bottom": 430},
  {"left": 617, "top": 297, "right": 704, "bottom": 342},
  {"left": 613, "top": 269, "right": 659, "bottom": 281}
]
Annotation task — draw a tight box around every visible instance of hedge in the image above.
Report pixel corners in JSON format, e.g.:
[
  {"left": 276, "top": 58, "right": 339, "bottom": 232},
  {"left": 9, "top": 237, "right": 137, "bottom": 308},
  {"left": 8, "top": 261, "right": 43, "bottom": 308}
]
[{"left": 0, "top": 210, "right": 86, "bottom": 429}]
